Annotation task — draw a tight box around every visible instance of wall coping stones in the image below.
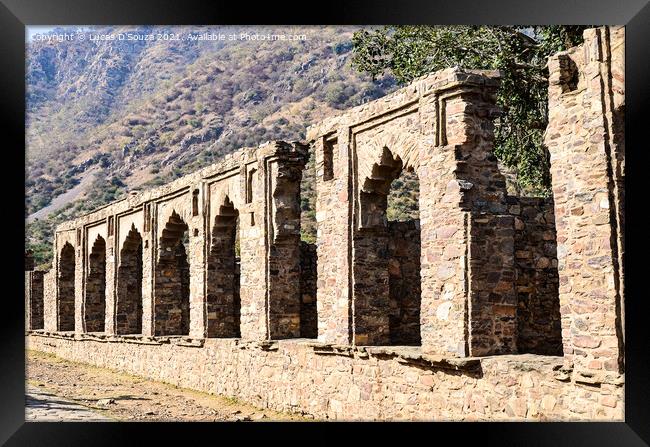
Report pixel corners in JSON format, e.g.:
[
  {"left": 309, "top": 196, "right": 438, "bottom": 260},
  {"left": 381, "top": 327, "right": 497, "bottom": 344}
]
[
  {"left": 27, "top": 331, "right": 624, "bottom": 389},
  {"left": 306, "top": 66, "right": 502, "bottom": 141}
]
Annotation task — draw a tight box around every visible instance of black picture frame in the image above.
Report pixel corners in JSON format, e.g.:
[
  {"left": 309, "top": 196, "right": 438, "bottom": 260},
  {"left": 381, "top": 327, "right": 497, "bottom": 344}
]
[{"left": 2, "top": 0, "right": 648, "bottom": 444}]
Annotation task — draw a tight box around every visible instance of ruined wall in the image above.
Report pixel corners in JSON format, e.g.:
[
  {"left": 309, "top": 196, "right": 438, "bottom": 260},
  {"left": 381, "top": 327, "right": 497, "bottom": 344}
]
[
  {"left": 42, "top": 270, "right": 56, "bottom": 332},
  {"left": 25, "top": 271, "right": 44, "bottom": 330},
  {"left": 267, "top": 156, "right": 306, "bottom": 339},
  {"left": 308, "top": 67, "right": 516, "bottom": 356},
  {"left": 26, "top": 28, "right": 625, "bottom": 421},
  {"left": 387, "top": 220, "right": 421, "bottom": 345},
  {"left": 299, "top": 241, "right": 318, "bottom": 339},
  {"left": 39, "top": 141, "right": 307, "bottom": 342},
  {"left": 509, "top": 197, "right": 562, "bottom": 355},
  {"left": 27, "top": 334, "right": 623, "bottom": 421},
  {"left": 545, "top": 26, "right": 625, "bottom": 376}
]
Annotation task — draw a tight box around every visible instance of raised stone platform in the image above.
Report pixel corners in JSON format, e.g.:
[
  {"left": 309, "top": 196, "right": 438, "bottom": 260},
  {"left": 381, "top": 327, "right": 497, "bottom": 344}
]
[{"left": 27, "top": 333, "right": 623, "bottom": 421}]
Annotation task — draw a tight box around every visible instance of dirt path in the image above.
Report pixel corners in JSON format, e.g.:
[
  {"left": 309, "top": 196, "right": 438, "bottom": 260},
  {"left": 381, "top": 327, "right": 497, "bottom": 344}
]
[
  {"left": 26, "top": 350, "right": 311, "bottom": 422},
  {"left": 26, "top": 385, "right": 114, "bottom": 422}
]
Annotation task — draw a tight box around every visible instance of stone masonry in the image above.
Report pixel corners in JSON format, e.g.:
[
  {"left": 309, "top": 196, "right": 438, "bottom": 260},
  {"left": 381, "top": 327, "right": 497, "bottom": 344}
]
[
  {"left": 26, "top": 27, "right": 624, "bottom": 420},
  {"left": 510, "top": 196, "right": 562, "bottom": 356},
  {"left": 545, "top": 26, "right": 625, "bottom": 378}
]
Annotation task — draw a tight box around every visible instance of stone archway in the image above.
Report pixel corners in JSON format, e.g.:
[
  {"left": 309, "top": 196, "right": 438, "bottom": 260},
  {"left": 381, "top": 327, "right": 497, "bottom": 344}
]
[
  {"left": 154, "top": 211, "right": 190, "bottom": 336},
  {"left": 57, "top": 242, "right": 76, "bottom": 331},
  {"left": 206, "top": 196, "right": 240, "bottom": 338},
  {"left": 84, "top": 235, "right": 106, "bottom": 333},
  {"left": 116, "top": 224, "right": 143, "bottom": 335},
  {"left": 353, "top": 146, "right": 422, "bottom": 346}
]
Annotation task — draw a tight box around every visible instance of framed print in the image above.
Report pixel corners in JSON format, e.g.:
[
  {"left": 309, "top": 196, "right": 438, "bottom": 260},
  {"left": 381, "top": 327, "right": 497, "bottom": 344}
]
[{"left": 2, "top": 0, "right": 648, "bottom": 444}]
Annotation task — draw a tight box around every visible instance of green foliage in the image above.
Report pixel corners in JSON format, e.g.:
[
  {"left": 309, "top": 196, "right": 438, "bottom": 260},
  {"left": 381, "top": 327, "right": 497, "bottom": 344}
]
[
  {"left": 387, "top": 169, "right": 420, "bottom": 221},
  {"left": 351, "top": 25, "right": 590, "bottom": 196},
  {"left": 299, "top": 147, "right": 317, "bottom": 243}
]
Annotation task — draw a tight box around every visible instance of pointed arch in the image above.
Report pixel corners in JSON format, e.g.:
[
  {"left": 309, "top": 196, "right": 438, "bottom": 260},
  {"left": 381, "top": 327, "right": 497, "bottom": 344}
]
[
  {"left": 206, "top": 196, "right": 241, "bottom": 338},
  {"left": 154, "top": 210, "right": 190, "bottom": 336},
  {"left": 354, "top": 144, "right": 422, "bottom": 346},
  {"left": 84, "top": 235, "right": 106, "bottom": 332},
  {"left": 57, "top": 242, "right": 76, "bottom": 331},
  {"left": 116, "top": 224, "right": 143, "bottom": 335}
]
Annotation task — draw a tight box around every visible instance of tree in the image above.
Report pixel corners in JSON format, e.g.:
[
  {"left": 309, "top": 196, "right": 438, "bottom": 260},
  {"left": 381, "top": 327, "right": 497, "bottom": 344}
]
[{"left": 351, "top": 26, "right": 589, "bottom": 196}]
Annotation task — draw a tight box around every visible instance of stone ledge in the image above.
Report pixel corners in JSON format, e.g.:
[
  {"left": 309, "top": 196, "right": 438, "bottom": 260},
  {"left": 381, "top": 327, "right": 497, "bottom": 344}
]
[
  {"left": 237, "top": 340, "right": 278, "bottom": 351},
  {"left": 28, "top": 332, "right": 623, "bottom": 386},
  {"left": 28, "top": 330, "right": 75, "bottom": 340},
  {"left": 303, "top": 341, "right": 482, "bottom": 374},
  {"left": 26, "top": 331, "right": 205, "bottom": 347},
  {"left": 573, "top": 369, "right": 624, "bottom": 387}
]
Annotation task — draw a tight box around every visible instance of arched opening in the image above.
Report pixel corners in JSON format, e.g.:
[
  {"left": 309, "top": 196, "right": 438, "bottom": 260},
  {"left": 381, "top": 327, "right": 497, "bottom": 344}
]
[
  {"left": 387, "top": 167, "right": 421, "bottom": 346},
  {"left": 154, "top": 211, "right": 190, "bottom": 336},
  {"left": 29, "top": 274, "right": 45, "bottom": 330},
  {"left": 354, "top": 147, "right": 421, "bottom": 346},
  {"left": 57, "top": 242, "right": 76, "bottom": 331},
  {"left": 116, "top": 224, "right": 143, "bottom": 335},
  {"left": 84, "top": 235, "right": 106, "bottom": 333},
  {"left": 206, "top": 196, "right": 240, "bottom": 338}
]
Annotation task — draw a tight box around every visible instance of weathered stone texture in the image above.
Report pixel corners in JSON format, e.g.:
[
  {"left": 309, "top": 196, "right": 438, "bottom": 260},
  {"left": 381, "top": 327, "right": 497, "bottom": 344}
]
[
  {"left": 299, "top": 241, "right": 318, "bottom": 339},
  {"left": 388, "top": 220, "right": 421, "bottom": 346},
  {"left": 544, "top": 26, "right": 625, "bottom": 375},
  {"left": 115, "top": 225, "right": 143, "bottom": 335},
  {"left": 308, "top": 67, "right": 516, "bottom": 356},
  {"left": 27, "top": 334, "right": 623, "bottom": 421},
  {"left": 84, "top": 235, "right": 107, "bottom": 333},
  {"left": 25, "top": 26, "right": 625, "bottom": 421},
  {"left": 57, "top": 242, "right": 76, "bottom": 332},
  {"left": 25, "top": 271, "right": 45, "bottom": 330},
  {"left": 510, "top": 197, "right": 562, "bottom": 356}
]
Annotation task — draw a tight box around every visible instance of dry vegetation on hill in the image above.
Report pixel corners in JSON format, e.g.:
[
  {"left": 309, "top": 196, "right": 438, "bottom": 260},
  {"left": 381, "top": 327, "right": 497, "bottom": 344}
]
[{"left": 25, "top": 26, "right": 400, "bottom": 267}]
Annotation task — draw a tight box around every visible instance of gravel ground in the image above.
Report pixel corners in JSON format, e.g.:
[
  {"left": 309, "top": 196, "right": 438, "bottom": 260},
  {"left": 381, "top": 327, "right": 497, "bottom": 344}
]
[{"left": 26, "top": 350, "right": 311, "bottom": 422}]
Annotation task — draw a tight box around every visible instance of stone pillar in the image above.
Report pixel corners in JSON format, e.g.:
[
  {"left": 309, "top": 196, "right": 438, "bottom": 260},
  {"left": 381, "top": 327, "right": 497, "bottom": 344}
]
[
  {"left": 189, "top": 184, "right": 207, "bottom": 339},
  {"left": 267, "top": 149, "right": 307, "bottom": 339},
  {"left": 418, "top": 73, "right": 516, "bottom": 357},
  {"left": 52, "top": 236, "right": 59, "bottom": 332},
  {"left": 74, "top": 228, "right": 84, "bottom": 333},
  {"left": 313, "top": 131, "right": 353, "bottom": 345},
  {"left": 239, "top": 161, "right": 269, "bottom": 340},
  {"left": 25, "top": 250, "right": 34, "bottom": 331},
  {"left": 417, "top": 90, "right": 469, "bottom": 356},
  {"left": 239, "top": 142, "right": 308, "bottom": 341},
  {"left": 141, "top": 203, "right": 155, "bottom": 336},
  {"left": 545, "top": 26, "right": 625, "bottom": 374},
  {"left": 104, "top": 217, "right": 117, "bottom": 334},
  {"left": 43, "top": 270, "right": 57, "bottom": 332}
]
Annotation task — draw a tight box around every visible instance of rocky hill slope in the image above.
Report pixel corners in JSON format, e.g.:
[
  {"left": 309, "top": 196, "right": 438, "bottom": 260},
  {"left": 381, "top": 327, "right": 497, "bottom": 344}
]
[{"left": 25, "top": 25, "right": 415, "bottom": 267}]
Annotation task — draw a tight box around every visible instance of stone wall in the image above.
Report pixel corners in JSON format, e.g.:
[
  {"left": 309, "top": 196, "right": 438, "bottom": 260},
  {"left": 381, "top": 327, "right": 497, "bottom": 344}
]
[
  {"left": 38, "top": 141, "right": 308, "bottom": 342},
  {"left": 299, "top": 241, "right": 318, "bottom": 339},
  {"left": 308, "top": 67, "right": 516, "bottom": 356},
  {"left": 25, "top": 27, "right": 625, "bottom": 421},
  {"left": 509, "top": 197, "right": 562, "bottom": 355},
  {"left": 26, "top": 333, "right": 623, "bottom": 421},
  {"left": 545, "top": 26, "right": 625, "bottom": 376},
  {"left": 25, "top": 271, "right": 44, "bottom": 330},
  {"left": 387, "top": 220, "right": 421, "bottom": 345}
]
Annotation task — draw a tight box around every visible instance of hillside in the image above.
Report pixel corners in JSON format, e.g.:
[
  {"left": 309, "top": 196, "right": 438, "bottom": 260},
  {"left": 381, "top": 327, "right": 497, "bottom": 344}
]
[{"left": 25, "top": 25, "right": 406, "bottom": 267}]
